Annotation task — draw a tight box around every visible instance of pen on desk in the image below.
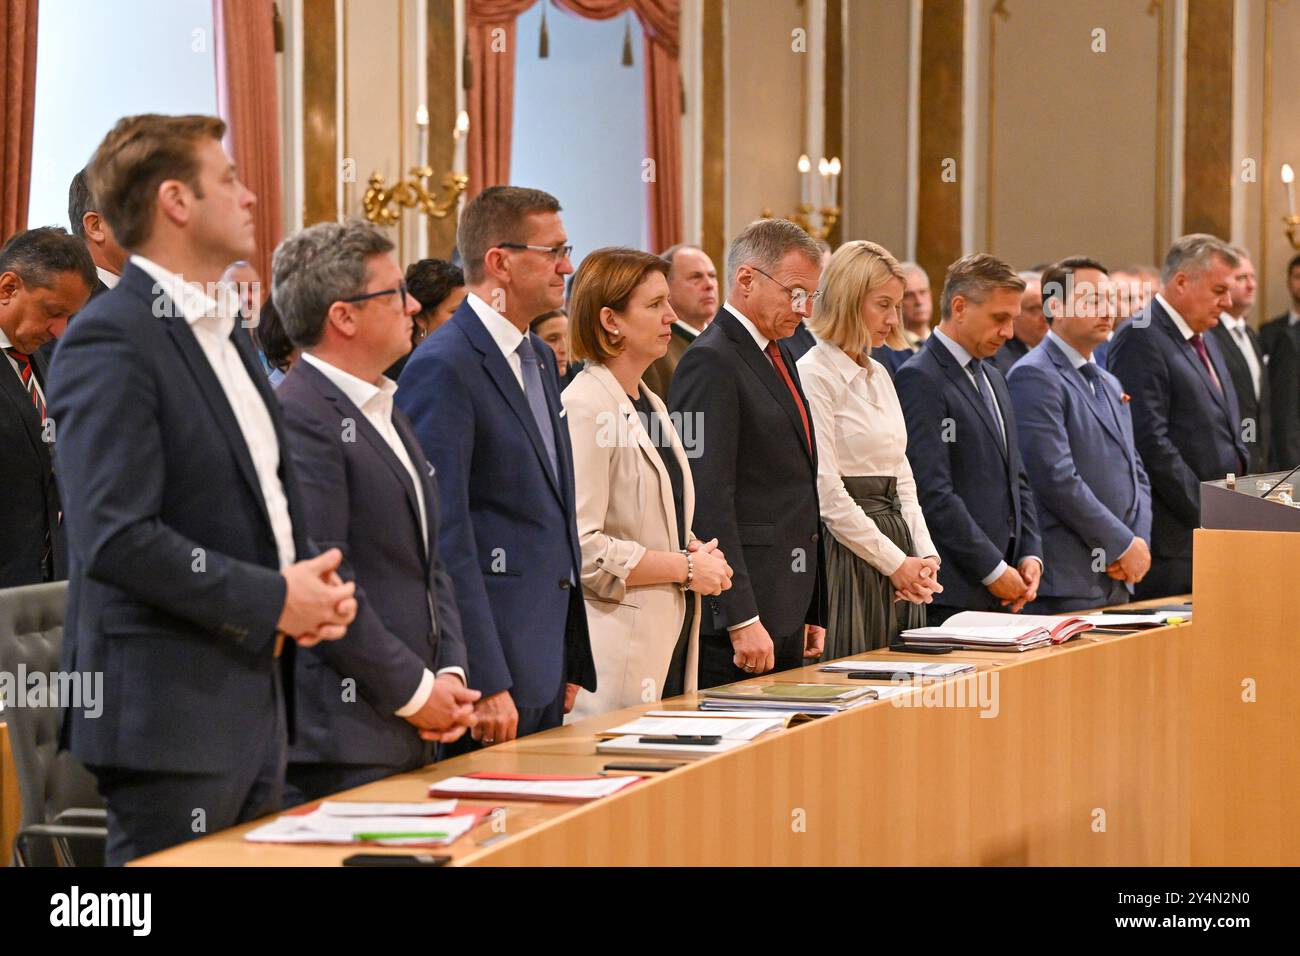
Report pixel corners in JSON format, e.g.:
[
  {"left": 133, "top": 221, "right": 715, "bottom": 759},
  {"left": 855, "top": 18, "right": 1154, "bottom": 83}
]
[
  {"left": 354, "top": 831, "right": 450, "bottom": 841},
  {"left": 637, "top": 735, "right": 721, "bottom": 745}
]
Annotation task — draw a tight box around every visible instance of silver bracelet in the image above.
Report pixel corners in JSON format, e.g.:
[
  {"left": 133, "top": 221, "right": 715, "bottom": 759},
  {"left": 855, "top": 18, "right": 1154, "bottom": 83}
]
[{"left": 680, "top": 550, "right": 694, "bottom": 591}]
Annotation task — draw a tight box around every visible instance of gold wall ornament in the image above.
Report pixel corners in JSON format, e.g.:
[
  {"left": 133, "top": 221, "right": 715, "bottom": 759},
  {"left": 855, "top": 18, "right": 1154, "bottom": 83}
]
[
  {"left": 362, "top": 166, "right": 468, "bottom": 228},
  {"left": 1282, "top": 164, "right": 1300, "bottom": 250},
  {"left": 763, "top": 155, "right": 840, "bottom": 241}
]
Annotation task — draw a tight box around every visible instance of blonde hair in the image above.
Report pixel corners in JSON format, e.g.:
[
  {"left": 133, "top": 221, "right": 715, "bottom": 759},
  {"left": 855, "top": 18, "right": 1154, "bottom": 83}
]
[{"left": 810, "top": 240, "right": 908, "bottom": 355}]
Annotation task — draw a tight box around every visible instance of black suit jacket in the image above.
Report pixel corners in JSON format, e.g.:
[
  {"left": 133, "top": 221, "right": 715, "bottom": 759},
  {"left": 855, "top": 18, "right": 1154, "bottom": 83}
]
[
  {"left": 276, "top": 359, "right": 467, "bottom": 769},
  {"left": 1107, "top": 300, "right": 1248, "bottom": 563},
  {"left": 1260, "top": 314, "right": 1300, "bottom": 469},
  {"left": 668, "top": 308, "right": 826, "bottom": 638},
  {"left": 47, "top": 262, "right": 312, "bottom": 774},
  {"left": 0, "top": 347, "right": 61, "bottom": 587},
  {"left": 1208, "top": 320, "right": 1271, "bottom": 474},
  {"left": 895, "top": 335, "right": 1042, "bottom": 610}
]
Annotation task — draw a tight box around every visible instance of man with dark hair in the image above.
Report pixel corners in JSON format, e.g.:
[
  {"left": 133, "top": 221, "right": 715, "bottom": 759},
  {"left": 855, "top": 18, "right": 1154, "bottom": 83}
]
[
  {"left": 396, "top": 185, "right": 596, "bottom": 745},
  {"left": 991, "top": 270, "right": 1045, "bottom": 376},
  {"left": 272, "top": 220, "right": 478, "bottom": 803},
  {"left": 1259, "top": 252, "right": 1300, "bottom": 469},
  {"left": 0, "top": 226, "right": 95, "bottom": 588},
  {"left": 67, "top": 166, "right": 127, "bottom": 295},
  {"left": 669, "top": 217, "right": 828, "bottom": 686},
  {"left": 1108, "top": 234, "right": 1248, "bottom": 598},
  {"left": 896, "top": 253, "right": 1043, "bottom": 625},
  {"left": 642, "top": 244, "right": 718, "bottom": 398},
  {"left": 47, "top": 113, "right": 357, "bottom": 864},
  {"left": 1208, "top": 247, "right": 1272, "bottom": 473},
  {"left": 1007, "top": 257, "right": 1152, "bottom": 612}
]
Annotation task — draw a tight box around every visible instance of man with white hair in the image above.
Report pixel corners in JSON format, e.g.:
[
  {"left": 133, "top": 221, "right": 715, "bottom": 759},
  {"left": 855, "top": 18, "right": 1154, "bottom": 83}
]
[{"left": 899, "top": 261, "right": 934, "bottom": 351}]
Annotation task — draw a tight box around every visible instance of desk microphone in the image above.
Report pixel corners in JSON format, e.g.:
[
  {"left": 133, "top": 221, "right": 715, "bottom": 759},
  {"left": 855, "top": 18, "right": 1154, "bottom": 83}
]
[{"left": 1261, "top": 462, "right": 1300, "bottom": 499}]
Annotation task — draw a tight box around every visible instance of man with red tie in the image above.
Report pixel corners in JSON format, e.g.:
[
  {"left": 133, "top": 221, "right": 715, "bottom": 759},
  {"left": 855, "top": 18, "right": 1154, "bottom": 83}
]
[
  {"left": 0, "top": 226, "right": 95, "bottom": 588},
  {"left": 668, "top": 218, "right": 827, "bottom": 688},
  {"left": 1107, "top": 234, "right": 1250, "bottom": 598}
]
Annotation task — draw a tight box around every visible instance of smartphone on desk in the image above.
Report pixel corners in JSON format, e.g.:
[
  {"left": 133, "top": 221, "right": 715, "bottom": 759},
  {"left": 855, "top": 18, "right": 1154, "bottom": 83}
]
[{"left": 342, "top": 853, "right": 452, "bottom": 867}]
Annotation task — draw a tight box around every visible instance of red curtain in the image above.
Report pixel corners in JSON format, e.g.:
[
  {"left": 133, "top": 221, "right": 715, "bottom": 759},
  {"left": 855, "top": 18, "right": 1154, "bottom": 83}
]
[
  {"left": 465, "top": 0, "right": 682, "bottom": 249},
  {"left": 1, "top": 0, "right": 38, "bottom": 242},
  {"left": 215, "top": 0, "right": 282, "bottom": 292}
]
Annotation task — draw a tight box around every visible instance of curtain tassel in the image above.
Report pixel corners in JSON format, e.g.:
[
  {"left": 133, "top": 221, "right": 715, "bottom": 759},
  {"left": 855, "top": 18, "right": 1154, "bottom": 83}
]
[
  {"left": 463, "top": 32, "right": 473, "bottom": 89},
  {"left": 621, "top": 12, "right": 634, "bottom": 67},
  {"left": 540, "top": 2, "right": 550, "bottom": 58}
]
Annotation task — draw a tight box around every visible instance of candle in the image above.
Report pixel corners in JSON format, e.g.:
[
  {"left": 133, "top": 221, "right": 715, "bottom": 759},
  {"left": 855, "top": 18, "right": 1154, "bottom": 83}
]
[
  {"left": 416, "top": 105, "right": 429, "bottom": 166},
  {"left": 1283, "top": 163, "right": 1297, "bottom": 218},
  {"left": 828, "top": 157, "right": 841, "bottom": 208},
  {"left": 817, "top": 157, "right": 830, "bottom": 210},
  {"left": 798, "top": 154, "right": 811, "bottom": 207}
]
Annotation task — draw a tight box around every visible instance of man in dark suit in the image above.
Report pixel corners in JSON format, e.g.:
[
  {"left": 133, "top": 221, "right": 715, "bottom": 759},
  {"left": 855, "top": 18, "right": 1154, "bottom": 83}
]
[
  {"left": 669, "top": 218, "right": 827, "bottom": 686},
  {"left": 67, "top": 166, "right": 127, "bottom": 297},
  {"left": 1107, "top": 234, "right": 1249, "bottom": 598},
  {"left": 896, "top": 254, "right": 1043, "bottom": 625},
  {"left": 47, "top": 114, "right": 357, "bottom": 864},
  {"left": 642, "top": 244, "right": 718, "bottom": 398},
  {"left": 1008, "top": 257, "right": 1152, "bottom": 612},
  {"left": 991, "top": 270, "right": 1044, "bottom": 376},
  {"left": 1259, "top": 253, "right": 1300, "bottom": 470},
  {"left": 272, "top": 221, "right": 479, "bottom": 803},
  {"left": 0, "top": 227, "right": 95, "bottom": 589},
  {"left": 397, "top": 186, "right": 596, "bottom": 746},
  {"left": 1208, "top": 247, "right": 1271, "bottom": 474}
]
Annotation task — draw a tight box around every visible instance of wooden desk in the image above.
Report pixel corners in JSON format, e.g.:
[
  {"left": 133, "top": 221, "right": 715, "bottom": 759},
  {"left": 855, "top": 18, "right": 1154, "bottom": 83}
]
[{"left": 137, "top": 616, "right": 1190, "bottom": 866}]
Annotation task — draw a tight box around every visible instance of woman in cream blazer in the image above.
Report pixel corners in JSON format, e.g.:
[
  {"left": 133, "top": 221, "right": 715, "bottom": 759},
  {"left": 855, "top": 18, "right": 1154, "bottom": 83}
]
[{"left": 562, "top": 248, "right": 733, "bottom": 721}]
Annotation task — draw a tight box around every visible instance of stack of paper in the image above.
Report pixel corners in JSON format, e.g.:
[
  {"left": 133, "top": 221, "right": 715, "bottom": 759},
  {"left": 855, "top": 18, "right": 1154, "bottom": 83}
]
[
  {"left": 598, "top": 715, "right": 787, "bottom": 741},
  {"left": 818, "top": 660, "right": 977, "bottom": 678},
  {"left": 1077, "top": 611, "right": 1190, "bottom": 629},
  {"left": 596, "top": 736, "right": 752, "bottom": 759},
  {"left": 245, "top": 801, "right": 478, "bottom": 847},
  {"left": 428, "top": 773, "right": 640, "bottom": 803},
  {"left": 900, "top": 611, "right": 1093, "bottom": 651},
  {"left": 699, "top": 682, "right": 880, "bottom": 715}
]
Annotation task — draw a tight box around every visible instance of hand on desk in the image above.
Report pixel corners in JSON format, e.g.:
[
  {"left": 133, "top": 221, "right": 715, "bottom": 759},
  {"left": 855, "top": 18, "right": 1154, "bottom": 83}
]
[
  {"left": 802, "top": 624, "right": 825, "bottom": 659},
  {"left": 1106, "top": 537, "right": 1151, "bottom": 584},
  {"left": 730, "top": 620, "right": 775, "bottom": 674},
  {"left": 413, "top": 674, "right": 480, "bottom": 743},
  {"left": 277, "top": 548, "right": 358, "bottom": 646},
  {"left": 470, "top": 690, "right": 519, "bottom": 746}
]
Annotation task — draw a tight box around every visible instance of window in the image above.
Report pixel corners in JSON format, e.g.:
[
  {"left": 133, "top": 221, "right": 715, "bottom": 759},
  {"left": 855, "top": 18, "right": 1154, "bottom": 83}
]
[
  {"left": 511, "top": 5, "right": 649, "bottom": 257},
  {"left": 26, "top": 0, "right": 218, "bottom": 230}
]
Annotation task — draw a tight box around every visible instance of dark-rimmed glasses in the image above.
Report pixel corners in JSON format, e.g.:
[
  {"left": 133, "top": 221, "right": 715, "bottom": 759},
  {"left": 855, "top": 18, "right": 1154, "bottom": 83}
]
[
  {"left": 340, "top": 281, "right": 409, "bottom": 309},
  {"left": 498, "top": 242, "right": 574, "bottom": 261}
]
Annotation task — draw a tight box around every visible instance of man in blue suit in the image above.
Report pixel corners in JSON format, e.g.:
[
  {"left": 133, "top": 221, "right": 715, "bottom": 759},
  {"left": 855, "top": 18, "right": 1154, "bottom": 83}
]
[
  {"left": 47, "top": 114, "right": 357, "bottom": 864},
  {"left": 272, "top": 221, "right": 479, "bottom": 803},
  {"left": 1008, "top": 257, "right": 1153, "bottom": 612},
  {"left": 896, "top": 254, "right": 1043, "bottom": 625},
  {"left": 1108, "top": 234, "right": 1249, "bottom": 598},
  {"left": 397, "top": 186, "right": 596, "bottom": 746}
]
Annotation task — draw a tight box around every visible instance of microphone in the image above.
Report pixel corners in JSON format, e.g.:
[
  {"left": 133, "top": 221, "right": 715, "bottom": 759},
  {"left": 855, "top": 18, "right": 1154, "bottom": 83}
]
[{"left": 1261, "top": 462, "right": 1300, "bottom": 499}]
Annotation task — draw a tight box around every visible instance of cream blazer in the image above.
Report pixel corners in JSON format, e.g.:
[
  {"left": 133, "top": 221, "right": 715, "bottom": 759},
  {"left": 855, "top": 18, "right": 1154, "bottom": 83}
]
[{"left": 561, "top": 362, "right": 700, "bottom": 721}]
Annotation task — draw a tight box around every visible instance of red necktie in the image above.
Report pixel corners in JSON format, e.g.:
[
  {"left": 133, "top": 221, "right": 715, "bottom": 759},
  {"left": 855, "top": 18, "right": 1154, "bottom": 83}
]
[
  {"left": 1189, "top": 333, "right": 1222, "bottom": 396},
  {"left": 5, "top": 347, "right": 45, "bottom": 419},
  {"left": 764, "top": 341, "right": 812, "bottom": 455}
]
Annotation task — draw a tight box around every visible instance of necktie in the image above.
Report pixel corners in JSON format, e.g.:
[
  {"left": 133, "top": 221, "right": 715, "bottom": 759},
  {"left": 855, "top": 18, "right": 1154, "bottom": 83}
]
[
  {"left": 764, "top": 340, "right": 812, "bottom": 454},
  {"left": 968, "top": 358, "right": 1006, "bottom": 452},
  {"left": 1078, "top": 363, "right": 1117, "bottom": 429},
  {"left": 5, "top": 347, "right": 45, "bottom": 420},
  {"left": 516, "top": 339, "right": 559, "bottom": 481},
  {"left": 1189, "top": 333, "right": 1223, "bottom": 396}
]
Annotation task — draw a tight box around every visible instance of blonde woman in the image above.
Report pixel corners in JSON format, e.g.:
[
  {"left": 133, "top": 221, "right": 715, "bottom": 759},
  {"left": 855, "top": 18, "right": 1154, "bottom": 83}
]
[
  {"left": 797, "top": 241, "right": 942, "bottom": 654},
  {"left": 562, "top": 247, "right": 733, "bottom": 720}
]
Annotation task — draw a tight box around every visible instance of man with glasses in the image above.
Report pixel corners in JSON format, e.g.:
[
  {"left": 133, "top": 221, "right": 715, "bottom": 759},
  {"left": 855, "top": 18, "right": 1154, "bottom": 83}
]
[
  {"left": 271, "top": 220, "right": 480, "bottom": 802},
  {"left": 396, "top": 186, "right": 596, "bottom": 746},
  {"left": 668, "top": 218, "right": 828, "bottom": 688}
]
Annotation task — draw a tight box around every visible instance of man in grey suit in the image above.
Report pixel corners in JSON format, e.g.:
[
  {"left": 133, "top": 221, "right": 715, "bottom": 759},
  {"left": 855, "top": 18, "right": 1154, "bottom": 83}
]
[
  {"left": 1008, "top": 257, "right": 1152, "bottom": 612},
  {"left": 273, "top": 221, "right": 479, "bottom": 803},
  {"left": 1208, "top": 247, "right": 1272, "bottom": 474}
]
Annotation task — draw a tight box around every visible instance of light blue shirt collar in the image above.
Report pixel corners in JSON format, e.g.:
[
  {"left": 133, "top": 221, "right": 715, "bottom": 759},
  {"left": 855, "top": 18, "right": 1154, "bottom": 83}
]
[
  {"left": 932, "top": 326, "right": 977, "bottom": 369},
  {"left": 1046, "top": 330, "right": 1092, "bottom": 371}
]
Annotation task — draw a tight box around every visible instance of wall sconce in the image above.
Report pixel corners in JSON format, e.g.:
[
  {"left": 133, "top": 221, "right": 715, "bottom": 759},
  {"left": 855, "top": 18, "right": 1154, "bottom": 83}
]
[
  {"left": 363, "top": 107, "right": 469, "bottom": 228},
  {"left": 1282, "top": 164, "right": 1299, "bottom": 250},
  {"left": 762, "top": 153, "right": 841, "bottom": 241}
]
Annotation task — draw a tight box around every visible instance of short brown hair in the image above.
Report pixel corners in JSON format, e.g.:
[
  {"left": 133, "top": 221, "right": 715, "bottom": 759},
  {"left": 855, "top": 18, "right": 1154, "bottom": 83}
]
[
  {"left": 1041, "top": 256, "right": 1108, "bottom": 322},
  {"left": 940, "top": 253, "right": 1026, "bottom": 320},
  {"left": 86, "top": 113, "right": 227, "bottom": 251},
  {"left": 568, "top": 247, "right": 669, "bottom": 364},
  {"left": 457, "top": 185, "right": 561, "bottom": 284}
]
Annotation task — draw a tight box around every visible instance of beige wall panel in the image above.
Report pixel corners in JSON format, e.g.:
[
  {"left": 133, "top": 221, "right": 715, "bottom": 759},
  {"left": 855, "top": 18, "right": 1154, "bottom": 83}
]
[
  {"left": 843, "top": 0, "right": 911, "bottom": 253},
  {"left": 986, "top": 0, "right": 1161, "bottom": 271},
  {"left": 1260, "top": 0, "right": 1300, "bottom": 320}
]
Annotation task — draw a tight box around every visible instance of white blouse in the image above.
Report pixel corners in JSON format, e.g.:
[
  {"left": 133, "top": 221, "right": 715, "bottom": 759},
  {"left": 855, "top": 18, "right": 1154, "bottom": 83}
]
[{"left": 797, "top": 339, "right": 937, "bottom": 575}]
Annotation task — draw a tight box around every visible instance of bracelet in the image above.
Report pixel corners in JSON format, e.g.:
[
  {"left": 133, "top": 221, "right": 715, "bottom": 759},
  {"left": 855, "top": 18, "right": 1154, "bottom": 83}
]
[{"left": 680, "top": 550, "right": 694, "bottom": 591}]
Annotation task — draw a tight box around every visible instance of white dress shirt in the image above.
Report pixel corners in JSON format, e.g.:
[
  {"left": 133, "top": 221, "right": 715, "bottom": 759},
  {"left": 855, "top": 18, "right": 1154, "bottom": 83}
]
[
  {"left": 132, "top": 254, "right": 297, "bottom": 569},
  {"left": 467, "top": 291, "right": 526, "bottom": 390},
  {"left": 1046, "top": 330, "right": 1097, "bottom": 389},
  {"left": 1157, "top": 293, "right": 1223, "bottom": 393},
  {"left": 297, "top": 351, "right": 464, "bottom": 714},
  {"left": 97, "top": 266, "right": 120, "bottom": 290},
  {"left": 931, "top": 326, "right": 1042, "bottom": 585},
  {"left": 0, "top": 327, "right": 47, "bottom": 415},
  {"left": 798, "top": 339, "right": 937, "bottom": 576},
  {"left": 1218, "top": 313, "right": 1263, "bottom": 400}
]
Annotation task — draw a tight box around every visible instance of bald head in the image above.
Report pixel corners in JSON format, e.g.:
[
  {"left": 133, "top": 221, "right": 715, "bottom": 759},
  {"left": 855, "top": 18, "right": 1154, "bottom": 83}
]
[{"left": 661, "top": 245, "right": 718, "bottom": 331}]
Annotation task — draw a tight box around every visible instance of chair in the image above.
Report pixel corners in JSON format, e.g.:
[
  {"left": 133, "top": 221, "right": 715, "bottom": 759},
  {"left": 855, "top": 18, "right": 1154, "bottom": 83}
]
[{"left": 0, "top": 581, "right": 106, "bottom": 866}]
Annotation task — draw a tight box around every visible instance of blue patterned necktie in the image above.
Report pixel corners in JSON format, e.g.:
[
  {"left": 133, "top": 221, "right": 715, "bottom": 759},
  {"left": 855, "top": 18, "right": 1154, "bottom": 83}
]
[
  {"left": 516, "top": 338, "right": 559, "bottom": 481},
  {"left": 968, "top": 357, "right": 1005, "bottom": 452}
]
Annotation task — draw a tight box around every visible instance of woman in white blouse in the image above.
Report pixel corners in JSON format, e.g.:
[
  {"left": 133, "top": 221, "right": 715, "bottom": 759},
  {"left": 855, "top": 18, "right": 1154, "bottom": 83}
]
[{"left": 797, "top": 241, "right": 943, "bottom": 654}]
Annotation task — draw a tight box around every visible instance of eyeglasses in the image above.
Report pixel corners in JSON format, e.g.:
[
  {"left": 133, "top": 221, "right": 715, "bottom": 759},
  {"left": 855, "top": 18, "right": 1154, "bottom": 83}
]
[
  {"left": 340, "top": 281, "right": 409, "bottom": 309},
  {"left": 498, "top": 242, "right": 574, "bottom": 262},
  {"left": 750, "top": 266, "right": 823, "bottom": 306}
]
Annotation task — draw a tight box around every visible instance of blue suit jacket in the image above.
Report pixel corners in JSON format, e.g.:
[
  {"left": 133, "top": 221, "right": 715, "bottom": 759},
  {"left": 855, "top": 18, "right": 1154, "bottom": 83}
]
[
  {"left": 1106, "top": 300, "right": 1247, "bottom": 562},
  {"left": 395, "top": 301, "right": 595, "bottom": 708},
  {"left": 1007, "top": 337, "right": 1152, "bottom": 606},
  {"left": 895, "top": 334, "right": 1043, "bottom": 610},
  {"left": 47, "top": 262, "right": 310, "bottom": 774},
  {"left": 276, "top": 359, "right": 467, "bottom": 768}
]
